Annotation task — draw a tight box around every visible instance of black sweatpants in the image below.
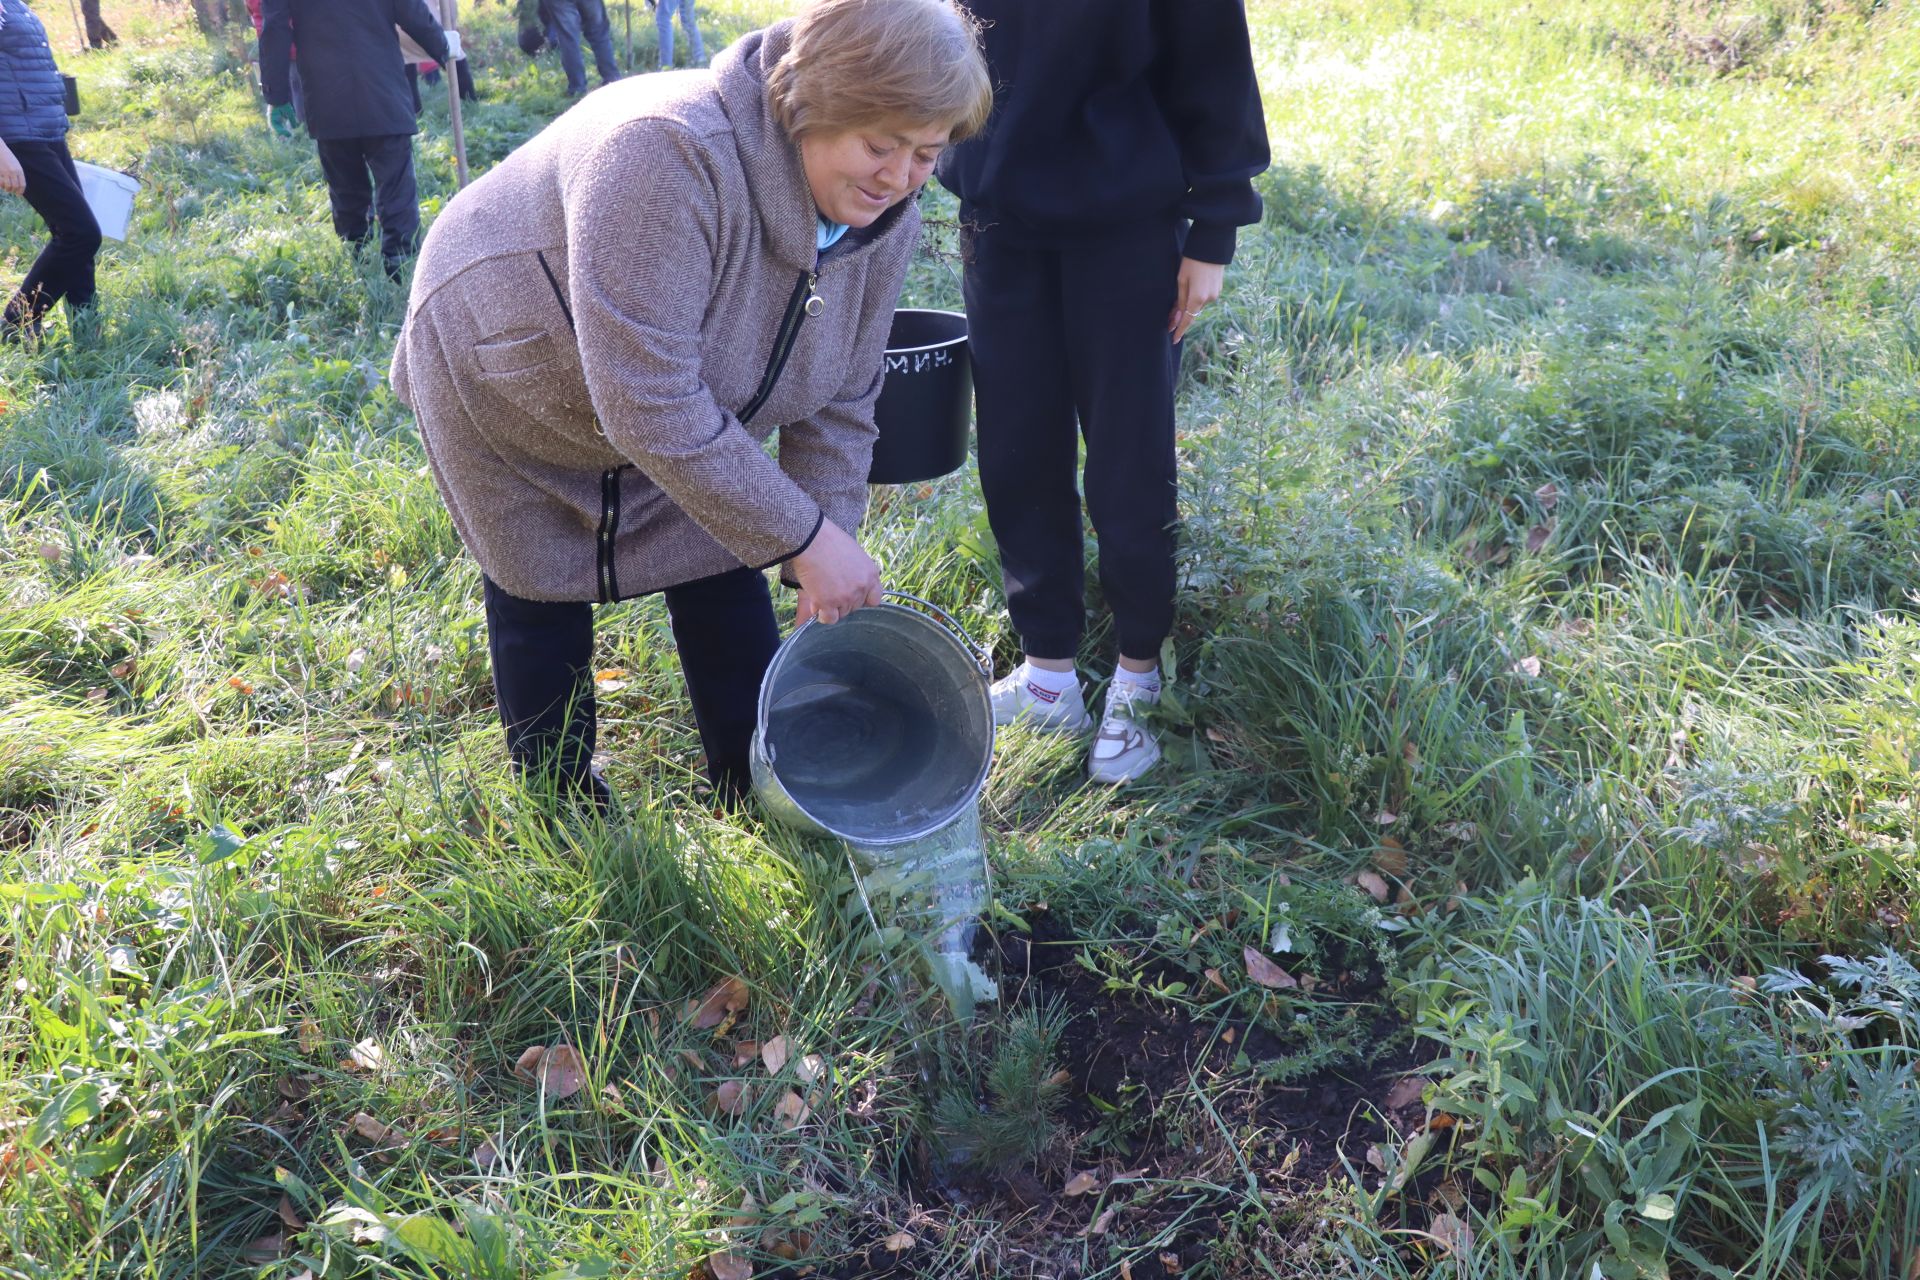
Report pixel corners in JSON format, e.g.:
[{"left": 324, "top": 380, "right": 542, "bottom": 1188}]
[
  {"left": 962, "top": 218, "right": 1182, "bottom": 661},
  {"left": 313, "top": 134, "right": 420, "bottom": 268},
  {"left": 483, "top": 565, "right": 782, "bottom": 803},
  {"left": 4, "top": 138, "right": 101, "bottom": 328}
]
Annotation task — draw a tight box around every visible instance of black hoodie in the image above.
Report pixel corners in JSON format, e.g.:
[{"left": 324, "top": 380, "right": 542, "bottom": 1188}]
[{"left": 936, "top": 0, "right": 1270, "bottom": 265}]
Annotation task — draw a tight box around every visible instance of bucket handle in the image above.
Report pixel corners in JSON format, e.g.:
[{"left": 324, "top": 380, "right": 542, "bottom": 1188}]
[{"left": 883, "top": 591, "right": 992, "bottom": 674}]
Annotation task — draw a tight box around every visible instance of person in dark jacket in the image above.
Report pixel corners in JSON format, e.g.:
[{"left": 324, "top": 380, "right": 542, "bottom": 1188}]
[
  {"left": 261, "top": 0, "right": 450, "bottom": 278},
  {"left": 0, "top": 0, "right": 102, "bottom": 341},
  {"left": 936, "top": 0, "right": 1269, "bottom": 784},
  {"left": 547, "top": 0, "right": 620, "bottom": 97}
]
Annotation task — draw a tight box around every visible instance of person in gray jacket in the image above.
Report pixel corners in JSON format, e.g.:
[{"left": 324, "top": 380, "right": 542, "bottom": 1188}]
[
  {"left": 261, "top": 0, "right": 449, "bottom": 278},
  {"left": 390, "top": 0, "right": 991, "bottom": 807}
]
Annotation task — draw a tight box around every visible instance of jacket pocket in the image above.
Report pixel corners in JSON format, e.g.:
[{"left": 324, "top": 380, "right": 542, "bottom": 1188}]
[{"left": 474, "top": 330, "right": 557, "bottom": 376}]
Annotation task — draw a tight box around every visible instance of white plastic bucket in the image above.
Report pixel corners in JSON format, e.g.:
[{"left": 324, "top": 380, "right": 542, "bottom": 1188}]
[{"left": 74, "top": 162, "right": 139, "bottom": 242}]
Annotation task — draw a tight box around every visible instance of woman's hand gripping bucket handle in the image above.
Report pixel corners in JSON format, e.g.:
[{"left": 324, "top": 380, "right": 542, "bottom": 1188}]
[{"left": 882, "top": 591, "right": 991, "bottom": 675}]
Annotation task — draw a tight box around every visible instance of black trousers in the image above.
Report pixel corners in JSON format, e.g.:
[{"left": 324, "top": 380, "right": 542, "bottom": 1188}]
[
  {"left": 483, "top": 565, "right": 782, "bottom": 802},
  {"left": 313, "top": 134, "right": 420, "bottom": 267},
  {"left": 962, "top": 218, "right": 1182, "bottom": 661},
  {"left": 4, "top": 138, "right": 101, "bottom": 328}
]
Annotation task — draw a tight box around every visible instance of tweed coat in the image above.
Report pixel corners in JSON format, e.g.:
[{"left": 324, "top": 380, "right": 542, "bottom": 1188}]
[{"left": 390, "top": 21, "right": 918, "bottom": 602}]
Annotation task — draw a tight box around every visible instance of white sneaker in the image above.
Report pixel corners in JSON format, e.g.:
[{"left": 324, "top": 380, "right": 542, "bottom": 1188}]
[
  {"left": 990, "top": 665, "right": 1093, "bottom": 733},
  {"left": 1089, "top": 681, "right": 1162, "bottom": 784}
]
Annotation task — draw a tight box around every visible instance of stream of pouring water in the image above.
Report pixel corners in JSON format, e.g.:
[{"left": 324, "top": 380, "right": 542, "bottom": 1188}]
[{"left": 845, "top": 803, "right": 998, "bottom": 1022}]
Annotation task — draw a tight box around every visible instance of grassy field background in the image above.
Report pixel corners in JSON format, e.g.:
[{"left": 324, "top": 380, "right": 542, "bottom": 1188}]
[{"left": 1, "top": 0, "right": 1917, "bottom": 1276}]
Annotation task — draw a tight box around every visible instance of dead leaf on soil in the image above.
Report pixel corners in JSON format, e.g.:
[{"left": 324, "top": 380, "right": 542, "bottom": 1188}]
[
  {"left": 1511, "top": 655, "right": 1542, "bottom": 679},
  {"left": 1047, "top": 1069, "right": 1072, "bottom": 1087},
  {"left": 706, "top": 1250, "right": 752, "bottom": 1280},
  {"left": 296, "top": 1019, "right": 322, "bottom": 1055},
  {"left": 1161, "top": 1253, "right": 1182, "bottom": 1274},
  {"left": 1373, "top": 836, "right": 1408, "bottom": 877},
  {"left": 1243, "top": 946, "right": 1298, "bottom": 990},
  {"left": 1221, "top": 1027, "right": 1237, "bottom": 1044},
  {"left": 882, "top": 1231, "right": 916, "bottom": 1253},
  {"left": 1088, "top": 1207, "right": 1116, "bottom": 1235},
  {"left": 1355, "top": 871, "right": 1391, "bottom": 903},
  {"left": 1526, "top": 522, "right": 1554, "bottom": 554},
  {"left": 1063, "top": 1170, "right": 1100, "bottom": 1197},
  {"left": 1430, "top": 1210, "right": 1474, "bottom": 1258},
  {"left": 794, "top": 1054, "right": 826, "bottom": 1085},
  {"left": 37, "top": 542, "right": 62, "bottom": 563},
  {"left": 1203, "top": 967, "right": 1228, "bottom": 992},
  {"left": 1365, "top": 1144, "right": 1387, "bottom": 1172},
  {"left": 536, "top": 1044, "right": 587, "bottom": 1099},
  {"left": 761, "top": 1034, "right": 790, "bottom": 1075},
  {"left": 277, "top": 1193, "right": 305, "bottom": 1231},
  {"left": 348, "top": 1112, "right": 401, "bottom": 1144},
  {"left": 1374, "top": 809, "right": 1399, "bottom": 825},
  {"left": 686, "top": 976, "right": 750, "bottom": 1030},
  {"left": 732, "top": 1040, "right": 760, "bottom": 1068},
  {"left": 711, "top": 1080, "right": 750, "bottom": 1117},
  {"left": 514, "top": 1044, "right": 548, "bottom": 1082},
  {"left": 242, "top": 1233, "right": 286, "bottom": 1263},
  {"left": 1119, "top": 1261, "right": 1133, "bottom": 1280},
  {"left": 1384, "top": 1076, "right": 1431, "bottom": 1111},
  {"left": 473, "top": 1138, "right": 502, "bottom": 1172},
  {"left": 345, "top": 1038, "right": 385, "bottom": 1072},
  {"left": 276, "top": 1074, "right": 313, "bottom": 1101},
  {"left": 773, "top": 1089, "right": 810, "bottom": 1129}
]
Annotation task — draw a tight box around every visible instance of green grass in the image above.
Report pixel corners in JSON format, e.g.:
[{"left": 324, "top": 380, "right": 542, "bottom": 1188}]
[{"left": 1, "top": 0, "right": 1917, "bottom": 1276}]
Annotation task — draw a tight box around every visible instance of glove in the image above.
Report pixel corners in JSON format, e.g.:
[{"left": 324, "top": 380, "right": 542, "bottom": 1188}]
[
  {"left": 443, "top": 29, "right": 463, "bottom": 63},
  {"left": 268, "top": 102, "right": 298, "bottom": 138}
]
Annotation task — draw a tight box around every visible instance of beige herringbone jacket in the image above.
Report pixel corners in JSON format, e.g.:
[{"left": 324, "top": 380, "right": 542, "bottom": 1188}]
[{"left": 390, "top": 21, "right": 918, "bottom": 602}]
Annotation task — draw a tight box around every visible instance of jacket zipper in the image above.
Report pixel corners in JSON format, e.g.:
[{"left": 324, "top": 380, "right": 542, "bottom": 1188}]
[{"left": 592, "top": 265, "right": 821, "bottom": 602}]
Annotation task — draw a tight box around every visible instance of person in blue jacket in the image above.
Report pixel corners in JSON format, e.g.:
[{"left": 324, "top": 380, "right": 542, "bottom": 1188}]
[
  {"left": 0, "top": 0, "right": 102, "bottom": 342},
  {"left": 260, "top": 0, "right": 449, "bottom": 279},
  {"left": 937, "top": 0, "right": 1269, "bottom": 784}
]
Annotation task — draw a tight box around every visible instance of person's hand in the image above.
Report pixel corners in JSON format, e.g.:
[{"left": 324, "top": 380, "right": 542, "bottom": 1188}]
[
  {"left": 791, "top": 518, "right": 883, "bottom": 626},
  {"left": 268, "top": 103, "right": 298, "bottom": 139},
  {"left": 0, "top": 143, "right": 24, "bottom": 197},
  {"left": 1168, "top": 257, "right": 1226, "bottom": 344}
]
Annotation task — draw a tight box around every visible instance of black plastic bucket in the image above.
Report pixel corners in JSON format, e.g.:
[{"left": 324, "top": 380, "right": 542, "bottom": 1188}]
[{"left": 868, "top": 308, "right": 971, "bottom": 485}]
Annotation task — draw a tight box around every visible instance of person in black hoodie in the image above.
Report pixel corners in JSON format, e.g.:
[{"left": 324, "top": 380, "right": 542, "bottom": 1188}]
[
  {"left": 260, "top": 0, "right": 450, "bottom": 279},
  {"left": 937, "top": 0, "right": 1269, "bottom": 784}
]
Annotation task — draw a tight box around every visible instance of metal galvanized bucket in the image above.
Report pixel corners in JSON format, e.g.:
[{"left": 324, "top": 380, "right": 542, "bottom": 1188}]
[
  {"left": 751, "top": 593, "right": 992, "bottom": 847},
  {"left": 867, "top": 309, "right": 972, "bottom": 485}
]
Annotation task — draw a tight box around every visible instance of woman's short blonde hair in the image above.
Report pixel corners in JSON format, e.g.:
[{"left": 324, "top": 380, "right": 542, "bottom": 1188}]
[{"left": 768, "top": 0, "right": 993, "bottom": 144}]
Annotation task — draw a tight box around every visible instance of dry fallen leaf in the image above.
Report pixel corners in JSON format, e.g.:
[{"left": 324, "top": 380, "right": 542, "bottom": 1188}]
[
  {"left": 349, "top": 1112, "right": 400, "bottom": 1144},
  {"left": 346, "top": 1038, "right": 384, "bottom": 1071},
  {"left": 706, "top": 1250, "right": 752, "bottom": 1280},
  {"left": 1355, "top": 871, "right": 1391, "bottom": 903},
  {"left": 794, "top": 1054, "right": 826, "bottom": 1086},
  {"left": 1047, "top": 1068, "right": 1072, "bottom": 1087},
  {"left": 1373, "top": 836, "right": 1408, "bottom": 878},
  {"left": 686, "top": 977, "right": 750, "bottom": 1030},
  {"left": 1384, "top": 1076, "right": 1431, "bottom": 1111},
  {"left": 514, "top": 1044, "right": 548, "bottom": 1082},
  {"left": 296, "top": 1019, "right": 322, "bottom": 1055},
  {"left": 711, "top": 1080, "right": 750, "bottom": 1117},
  {"left": 1203, "top": 967, "right": 1228, "bottom": 992},
  {"left": 36, "top": 542, "right": 62, "bottom": 563},
  {"left": 1089, "top": 1207, "right": 1116, "bottom": 1235},
  {"left": 1511, "top": 655, "right": 1543, "bottom": 679},
  {"left": 473, "top": 1138, "right": 502, "bottom": 1172},
  {"left": 242, "top": 1233, "right": 285, "bottom": 1263},
  {"left": 733, "top": 1040, "right": 760, "bottom": 1069},
  {"left": 1365, "top": 1144, "right": 1387, "bottom": 1172},
  {"left": 535, "top": 1044, "right": 586, "bottom": 1100},
  {"left": 1063, "top": 1170, "right": 1100, "bottom": 1197},
  {"left": 1243, "top": 946, "right": 1298, "bottom": 990},
  {"left": 1526, "top": 522, "right": 1554, "bottom": 554},
  {"left": 1430, "top": 1210, "right": 1474, "bottom": 1258},
  {"left": 1119, "top": 1261, "right": 1133, "bottom": 1280},
  {"left": 277, "top": 1193, "right": 305, "bottom": 1231},
  {"left": 1375, "top": 809, "right": 1399, "bottom": 825},
  {"left": 1221, "top": 1026, "right": 1237, "bottom": 1044},
  {"left": 773, "top": 1089, "right": 810, "bottom": 1129},
  {"left": 881, "top": 1231, "right": 916, "bottom": 1253},
  {"left": 761, "top": 1034, "right": 790, "bottom": 1075},
  {"left": 1534, "top": 481, "right": 1560, "bottom": 511}
]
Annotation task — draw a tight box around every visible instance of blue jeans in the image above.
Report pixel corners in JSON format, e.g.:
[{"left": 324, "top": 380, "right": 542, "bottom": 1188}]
[
  {"left": 548, "top": 0, "right": 621, "bottom": 95},
  {"left": 656, "top": 0, "right": 705, "bottom": 68}
]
